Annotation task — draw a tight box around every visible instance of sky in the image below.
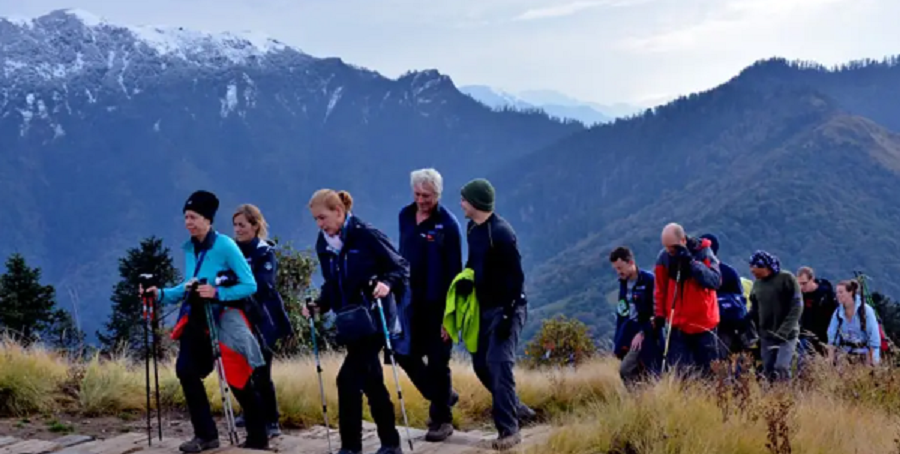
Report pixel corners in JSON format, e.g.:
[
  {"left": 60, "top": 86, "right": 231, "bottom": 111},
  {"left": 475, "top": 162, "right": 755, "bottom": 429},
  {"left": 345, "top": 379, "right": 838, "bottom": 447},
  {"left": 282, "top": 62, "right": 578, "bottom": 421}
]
[{"left": 1, "top": 0, "right": 898, "bottom": 107}]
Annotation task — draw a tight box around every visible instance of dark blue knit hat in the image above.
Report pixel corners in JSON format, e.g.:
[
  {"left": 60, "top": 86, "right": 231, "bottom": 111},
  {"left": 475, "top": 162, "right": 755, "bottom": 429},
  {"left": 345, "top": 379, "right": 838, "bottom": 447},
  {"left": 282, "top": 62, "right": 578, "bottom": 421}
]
[{"left": 749, "top": 250, "right": 780, "bottom": 274}]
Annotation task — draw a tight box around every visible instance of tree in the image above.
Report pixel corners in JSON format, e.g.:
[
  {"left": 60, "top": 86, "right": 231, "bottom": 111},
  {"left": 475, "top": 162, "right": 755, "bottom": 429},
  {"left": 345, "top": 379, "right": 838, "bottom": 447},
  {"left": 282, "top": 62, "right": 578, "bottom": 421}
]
[
  {"left": 0, "top": 253, "right": 57, "bottom": 344},
  {"left": 97, "top": 236, "right": 180, "bottom": 357},
  {"left": 271, "top": 237, "right": 336, "bottom": 355},
  {"left": 523, "top": 314, "right": 597, "bottom": 369},
  {"left": 44, "top": 308, "right": 86, "bottom": 355}
]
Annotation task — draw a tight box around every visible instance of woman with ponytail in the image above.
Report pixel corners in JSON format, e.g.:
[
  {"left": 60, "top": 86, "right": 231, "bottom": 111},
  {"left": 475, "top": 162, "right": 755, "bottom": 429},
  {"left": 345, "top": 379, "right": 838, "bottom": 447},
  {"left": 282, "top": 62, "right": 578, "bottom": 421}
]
[
  {"left": 827, "top": 279, "right": 882, "bottom": 366},
  {"left": 305, "top": 189, "right": 410, "bottom": 454}
]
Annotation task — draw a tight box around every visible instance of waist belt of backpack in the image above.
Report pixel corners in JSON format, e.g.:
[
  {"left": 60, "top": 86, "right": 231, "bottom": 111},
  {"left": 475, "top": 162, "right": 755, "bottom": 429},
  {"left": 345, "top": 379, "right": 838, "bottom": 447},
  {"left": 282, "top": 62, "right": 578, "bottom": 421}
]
[{"left": 839, "top": 340, "right": 868, "bottom": 350}]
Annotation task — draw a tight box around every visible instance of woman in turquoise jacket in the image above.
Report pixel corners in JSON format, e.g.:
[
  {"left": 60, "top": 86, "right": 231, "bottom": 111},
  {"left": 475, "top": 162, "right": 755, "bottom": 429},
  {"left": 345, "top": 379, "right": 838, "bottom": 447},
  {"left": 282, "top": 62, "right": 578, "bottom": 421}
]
[{"left": 141, "top": 190, "right": 268, "bottom": 452}]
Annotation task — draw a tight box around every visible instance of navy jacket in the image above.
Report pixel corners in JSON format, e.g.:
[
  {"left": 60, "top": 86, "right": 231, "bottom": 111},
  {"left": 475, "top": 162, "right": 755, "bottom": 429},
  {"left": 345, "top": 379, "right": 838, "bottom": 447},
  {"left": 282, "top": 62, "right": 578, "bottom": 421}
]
[
  {"left": 398, "top": 203, "right": 463, "bottom": 309},
  {"left": 613, "top": 269, "right": 656, "bottom": 359},
  {"left": 465, "top": 213, "right": 525, "bottom": 310},
  {"left": 237, "top": 237, "right": 294, "bottom": 349},
  {"left": 315, "top": 214, "right": 411, "bottom": 352}
]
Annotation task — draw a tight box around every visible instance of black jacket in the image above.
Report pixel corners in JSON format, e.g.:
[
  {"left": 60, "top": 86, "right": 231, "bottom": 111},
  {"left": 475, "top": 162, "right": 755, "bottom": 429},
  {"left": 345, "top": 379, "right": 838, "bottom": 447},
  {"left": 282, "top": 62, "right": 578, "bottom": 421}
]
[
  {"left": 315, "top": 215, "right": 410, "bottom": 314},
  {"left": 465, "top": 213, "right": 525, "bottom": 310}
]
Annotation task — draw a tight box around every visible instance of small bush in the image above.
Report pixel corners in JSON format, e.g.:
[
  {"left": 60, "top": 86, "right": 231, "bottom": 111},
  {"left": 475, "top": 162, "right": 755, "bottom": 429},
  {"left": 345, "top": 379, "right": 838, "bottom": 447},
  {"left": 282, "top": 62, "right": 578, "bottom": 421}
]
[{"left": 523, "top": 315, "right": 597, "bottom": 369}]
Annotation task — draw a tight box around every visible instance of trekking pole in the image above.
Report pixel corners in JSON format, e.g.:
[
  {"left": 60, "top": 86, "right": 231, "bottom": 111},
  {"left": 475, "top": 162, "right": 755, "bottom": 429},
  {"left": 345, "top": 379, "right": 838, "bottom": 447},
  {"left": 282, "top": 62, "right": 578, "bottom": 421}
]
[
  {"left": 142, "top": 294, "right": 153, "bottom": 446},
  {"left": 305, "top": 296, "right": 333, "bottom": 454},
  {"left": 661, "top": 268, "right": 682, "bottom": 374},
  {"left": 150, "top": 295, "right": 163, "bottom": 441},
  {"left": 370, "top": 280, "right": 414, "bottom": 452},
  {"left": 200, "top": 283, "right": 240, "bottom": 446}
]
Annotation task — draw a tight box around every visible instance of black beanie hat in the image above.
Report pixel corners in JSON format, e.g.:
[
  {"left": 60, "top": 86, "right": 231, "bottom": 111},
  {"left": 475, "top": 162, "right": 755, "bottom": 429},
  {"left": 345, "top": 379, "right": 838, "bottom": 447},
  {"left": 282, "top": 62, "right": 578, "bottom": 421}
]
[
  {"left": 183, "top": 190, "right": 219, "bottom": 222},
  {"left": 461, "top": 178, "right": 495, "bottom": 212},
  {"left": 699, "top": 233, "right": 719, "bottom": 255}
]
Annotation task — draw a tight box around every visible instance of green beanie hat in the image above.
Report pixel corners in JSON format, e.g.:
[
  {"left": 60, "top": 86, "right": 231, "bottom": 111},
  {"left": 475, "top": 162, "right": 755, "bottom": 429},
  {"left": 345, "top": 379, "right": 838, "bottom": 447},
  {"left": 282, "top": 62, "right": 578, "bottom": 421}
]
[{"left": 461, "top": 178, "right": 495, "bottom": 212}]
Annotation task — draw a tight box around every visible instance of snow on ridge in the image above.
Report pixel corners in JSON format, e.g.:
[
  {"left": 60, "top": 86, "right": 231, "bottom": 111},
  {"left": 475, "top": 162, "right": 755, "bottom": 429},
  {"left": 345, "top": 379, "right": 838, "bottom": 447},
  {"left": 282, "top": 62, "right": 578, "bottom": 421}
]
[
  {"left": 64, "top": 8, "right": 104, "bottom": 27},
  {"left": 3, "top": 9, "right": 301, "bottom": 65},
  {"left": 56, "top": 9, "right": 298, "bottom": 61}
]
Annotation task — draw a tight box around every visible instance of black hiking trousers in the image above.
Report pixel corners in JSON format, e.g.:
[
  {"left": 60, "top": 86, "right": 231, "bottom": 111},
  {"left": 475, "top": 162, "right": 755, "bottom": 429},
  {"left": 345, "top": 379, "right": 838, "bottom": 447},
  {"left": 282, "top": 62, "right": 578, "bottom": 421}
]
[
  {"left": 337, "top": 337, "right": 401, "bottom": 452},
  {"left": 395, "top": 304, "right": 454, "bottom": 426},
  {"left": 176, "top": 329, "right": 267, "bottom": 446},
  {"left": 472, "top": 305, "right": 527, "bottom": 438},
  {"left": 254, "top": 348, "right": 280, "bottom": 425}
]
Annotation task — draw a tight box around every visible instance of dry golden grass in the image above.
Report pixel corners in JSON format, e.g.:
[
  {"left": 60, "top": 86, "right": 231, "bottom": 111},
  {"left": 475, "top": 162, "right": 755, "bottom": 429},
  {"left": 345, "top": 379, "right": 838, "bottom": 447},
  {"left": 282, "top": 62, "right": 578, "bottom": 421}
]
[{"left": 5, "top": 339, "right": 900, "bottom": 453}]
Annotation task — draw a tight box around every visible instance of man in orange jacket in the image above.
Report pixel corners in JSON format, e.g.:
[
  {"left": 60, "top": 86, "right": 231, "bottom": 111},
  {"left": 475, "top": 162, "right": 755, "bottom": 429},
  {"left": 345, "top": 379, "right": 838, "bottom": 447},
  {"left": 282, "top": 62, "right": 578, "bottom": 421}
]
[{"left": 653, "top": 223, "right": 722, "bottom": 376}]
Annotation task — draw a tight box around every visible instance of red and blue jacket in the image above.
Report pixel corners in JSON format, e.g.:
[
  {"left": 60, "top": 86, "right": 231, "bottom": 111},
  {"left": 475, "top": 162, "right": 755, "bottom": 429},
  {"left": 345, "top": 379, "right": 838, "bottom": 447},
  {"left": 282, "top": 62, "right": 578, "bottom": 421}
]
[
  {"left": 159, "top": 230, "right": 263, "bottom": 390},
  {"left": 654, "top": 237, "right": 721, "bottom": 334}
]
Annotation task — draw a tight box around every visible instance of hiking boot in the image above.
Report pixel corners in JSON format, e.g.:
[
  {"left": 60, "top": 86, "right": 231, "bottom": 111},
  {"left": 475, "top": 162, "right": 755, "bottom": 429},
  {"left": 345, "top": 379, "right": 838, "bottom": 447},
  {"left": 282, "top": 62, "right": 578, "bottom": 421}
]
[
  {"left": 518, "top": 404, "right": 537, "bottom": 426},
  {"left": 370, "top": 446, "right": 403, "bottom": 454},
  {"left": 337, "top": 450, "right": 361, "bottom": 454},
  {"left": 491, "top": 432, "right": 522, "bottom": 451},
  {"left": 235, "top": 414, "right": 246, "bottom": 428},
  {"left": 425, "top": 423, "right": 454, "bottom": 442},
  {"left": 266, "top": 422, "right": 282, "bottom": 438},
  {"left": 178, "top": 437, "right": 220, "bottom": 453}
]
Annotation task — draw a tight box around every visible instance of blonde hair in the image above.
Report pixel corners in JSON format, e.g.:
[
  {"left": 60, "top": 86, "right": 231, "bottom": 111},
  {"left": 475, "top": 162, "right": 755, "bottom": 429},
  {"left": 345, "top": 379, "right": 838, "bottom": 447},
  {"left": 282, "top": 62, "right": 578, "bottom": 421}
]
[
  {"left": 308, "top": 189, "right": 354, "bottom": 213},
  {"left": 233, "top": 204, "right": 269, "bottom": 240}
]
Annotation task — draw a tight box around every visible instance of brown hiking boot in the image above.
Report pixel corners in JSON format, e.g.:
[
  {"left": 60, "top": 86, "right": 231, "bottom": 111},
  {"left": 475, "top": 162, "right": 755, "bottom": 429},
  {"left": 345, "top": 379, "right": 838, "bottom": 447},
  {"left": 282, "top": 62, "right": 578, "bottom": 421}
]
[
  {"left": 425, "top": 423, "right": 454, "bottom": 442},
  {"left": 491, "top": 432, "right": 522, "bottom": 451}
]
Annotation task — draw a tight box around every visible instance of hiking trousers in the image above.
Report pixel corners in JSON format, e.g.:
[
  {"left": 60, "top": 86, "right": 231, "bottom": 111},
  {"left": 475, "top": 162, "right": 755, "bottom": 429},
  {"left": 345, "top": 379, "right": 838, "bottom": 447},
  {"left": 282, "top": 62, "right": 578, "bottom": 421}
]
[
  {"left": 337, "top": 337, "right": 401, "bottom": 452},
  {"left": 175, "top": 331, "right": 267, "bottom": 446},
  {"left": 254, "top": 347, "right": 280, "bottom": 424},
  {"left": 761, "top": 338, "right": 797, "bottom": 382},
  {"left": 395, "top": 318, "right": 454, "bottom": 425},
  {"left": 666, "top": 328, "right": 718, "bottom": 377},
  {"left": 472, "top": 305, "right": 527, "bottom": 438}
]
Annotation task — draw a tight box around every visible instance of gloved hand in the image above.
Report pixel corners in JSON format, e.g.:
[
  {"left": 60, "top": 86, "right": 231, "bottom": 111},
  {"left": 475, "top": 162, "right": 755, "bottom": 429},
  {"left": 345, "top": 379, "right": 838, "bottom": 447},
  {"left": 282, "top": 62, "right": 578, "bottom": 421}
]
[
  {"left": 495, "top": 305, "right": 515, "bottom": 339},
  {"left": 456, "top": 279, "right": 474, "bottom": 297}
]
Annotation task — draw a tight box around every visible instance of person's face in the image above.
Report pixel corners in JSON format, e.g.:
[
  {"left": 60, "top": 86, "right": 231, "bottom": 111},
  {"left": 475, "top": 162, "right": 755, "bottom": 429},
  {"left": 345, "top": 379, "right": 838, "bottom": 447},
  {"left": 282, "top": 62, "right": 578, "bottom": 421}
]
[
  {"left": 184, "top": 210, "right": 210, "bottom": 238},
  {"left": 312, "top": 205, "right": 344, "bottom": 236},
  {"left": 233, "top": 214, "right": 257, "bottom": 242},
  {"left": 611, "top": 259, "right": 636, "bottom": 280},
  {"left": 414, "top": 183, "right": 438, "bottom": 214},
  {"left": 836, "top": 285, "right": 854, "bottom": 305},
  {"left": 797, "top": 275, "right": 815, "bottom": 293},
  {"left": 750, "top": 265, "right": 770, "bottom": 280},
  {"left": 662, "top": 231, "right": 686, "bottom": 256},
  {"left": 460, "top": 198, "right": 475, "bottom": 219}
]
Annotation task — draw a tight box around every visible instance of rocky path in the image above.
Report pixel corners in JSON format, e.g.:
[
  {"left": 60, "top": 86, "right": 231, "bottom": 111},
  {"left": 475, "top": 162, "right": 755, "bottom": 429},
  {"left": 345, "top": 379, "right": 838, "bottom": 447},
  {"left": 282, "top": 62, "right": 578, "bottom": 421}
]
[{"left": 0, "top": 422, "right": 553, "bottom": 454}]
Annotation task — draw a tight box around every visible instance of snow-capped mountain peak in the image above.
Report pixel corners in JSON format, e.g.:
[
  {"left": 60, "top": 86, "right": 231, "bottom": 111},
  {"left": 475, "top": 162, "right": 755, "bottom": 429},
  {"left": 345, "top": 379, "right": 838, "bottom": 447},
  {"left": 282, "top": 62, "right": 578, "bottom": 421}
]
[{"left": 1, "top": 8, "right": 306, "bottom": 80}]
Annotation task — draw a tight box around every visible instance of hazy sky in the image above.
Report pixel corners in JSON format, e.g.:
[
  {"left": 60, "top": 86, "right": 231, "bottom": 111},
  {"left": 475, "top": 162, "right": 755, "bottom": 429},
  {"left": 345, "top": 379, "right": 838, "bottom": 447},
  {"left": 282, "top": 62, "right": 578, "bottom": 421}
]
[{"left": 2, "top": 0, "right": 898, "bottom": 106}]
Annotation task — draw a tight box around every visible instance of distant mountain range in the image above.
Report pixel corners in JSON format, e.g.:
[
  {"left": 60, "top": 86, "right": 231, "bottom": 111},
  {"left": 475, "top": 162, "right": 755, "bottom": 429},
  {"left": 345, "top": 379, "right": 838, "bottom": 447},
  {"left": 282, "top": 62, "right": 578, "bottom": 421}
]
[
  {"left": 485, "top": 56, "right": 900, "bottom": 341},
  {"left": 4, "top": 9, "right": 900, "bottom": 348},
  {"left": 458, "top": 85, "right": 647, "bottom": 125},
  {"left": 0, "top": 9, "right": 581, "bottom": 341}
]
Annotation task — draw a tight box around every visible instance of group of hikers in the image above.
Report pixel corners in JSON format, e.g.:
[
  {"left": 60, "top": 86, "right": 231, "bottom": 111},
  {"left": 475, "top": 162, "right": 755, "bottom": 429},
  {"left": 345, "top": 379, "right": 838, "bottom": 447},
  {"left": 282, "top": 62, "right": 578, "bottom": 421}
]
[
  {"left": 135, "top": 167, "right": 887, "bottom": 454},
  {"left": 610, "top": 224, "right": 890, "bottom": 387},
  {"left": 138, "top": 169, "right": 534, "bottom": 454}
]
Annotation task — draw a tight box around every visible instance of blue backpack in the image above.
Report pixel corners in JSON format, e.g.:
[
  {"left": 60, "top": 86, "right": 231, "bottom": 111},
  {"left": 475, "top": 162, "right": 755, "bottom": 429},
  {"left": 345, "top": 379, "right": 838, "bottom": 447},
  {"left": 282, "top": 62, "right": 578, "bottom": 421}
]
[{"left": 718, "top": 292, "right": 748, "bottom": 323}]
